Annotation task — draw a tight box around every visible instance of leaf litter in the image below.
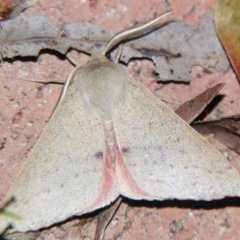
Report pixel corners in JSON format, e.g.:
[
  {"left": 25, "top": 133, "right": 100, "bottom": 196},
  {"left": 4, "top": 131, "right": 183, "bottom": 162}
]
[{"left": 0, "top": 9, "right": 228, "bottom": 82}]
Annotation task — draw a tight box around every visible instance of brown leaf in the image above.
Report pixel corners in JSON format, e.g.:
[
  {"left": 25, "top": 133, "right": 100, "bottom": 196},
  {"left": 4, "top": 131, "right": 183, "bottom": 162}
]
[
  {"left": 95, "top": 197, "right": 122, "bottom": 240},
  {"left": 0, "top": 0, "right": 38, "bottom": 19},
  {"left": 193, "top": 115, "right": 240, "bottom": 154},
  {"left": 0, "top": 0, "right": 18, "bottom": 19},
  {"left": 175, "top": 83, "right": 225, "bottom": 123},
  {"left": 215, "top": 0, "right": 240, "bottom": 82}
]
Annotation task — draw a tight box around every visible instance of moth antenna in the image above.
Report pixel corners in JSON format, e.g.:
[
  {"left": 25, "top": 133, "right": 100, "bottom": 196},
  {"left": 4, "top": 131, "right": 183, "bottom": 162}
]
[
  {"left": 54, "top": 53, "right": 79, "bottom": 109},
  {"left": 58, "top": 70, "right": 73, "bottom": 104},
  {"left": 55, "top": 62, "right": 86, "bottom": 110},
  {"left": 58, "top": 12, "right": 173, "bottom": 110},
  {"left": 58, "top": 12, "right": 173, "bottom": 108},
  {"left": 102, "top": 11, "right": 173, "bottom": 56}
]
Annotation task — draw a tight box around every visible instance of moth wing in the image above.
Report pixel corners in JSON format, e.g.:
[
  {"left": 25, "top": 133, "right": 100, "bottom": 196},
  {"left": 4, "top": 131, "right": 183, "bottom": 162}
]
[
  {"left": 0, "top": 82, "right": 119, "bottom": 232},
  {"left": 114, "top": 78, "right": 240, "bottom": 201}
]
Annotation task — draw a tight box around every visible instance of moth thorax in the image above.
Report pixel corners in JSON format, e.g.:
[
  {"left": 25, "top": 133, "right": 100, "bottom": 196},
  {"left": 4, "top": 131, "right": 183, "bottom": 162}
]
[{"left": 74, "top": 54, "right": 127, "bottom": 118}]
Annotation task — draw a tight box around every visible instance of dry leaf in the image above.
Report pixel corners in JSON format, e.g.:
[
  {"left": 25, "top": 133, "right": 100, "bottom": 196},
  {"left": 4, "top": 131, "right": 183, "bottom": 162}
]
[
  {"left": 193, "top": 115, "right": 240, "bottom": 154},
  {"left": 0, "top": 0, "right": 38, "bottom": 19},
  {"left": 0, "top": 10, "right": 228, "bottom": 82},
  {"left": 175, "top": 83, "right": 225, "bottom": 123},
  {"left": 215, "top": 0, "right": 240, "bottom": 81}
]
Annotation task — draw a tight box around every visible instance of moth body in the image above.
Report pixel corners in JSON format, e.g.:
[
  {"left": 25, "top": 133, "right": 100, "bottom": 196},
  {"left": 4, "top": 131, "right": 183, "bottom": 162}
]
[{"left": 74, "top": 53, "right": 126, "bottom": 119}]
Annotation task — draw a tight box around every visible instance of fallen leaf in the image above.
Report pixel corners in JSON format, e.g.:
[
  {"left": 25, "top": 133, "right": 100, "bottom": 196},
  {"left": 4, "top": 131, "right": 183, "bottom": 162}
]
[
  {"left": 175, "top": 83, "right": 225, "bottom": 123},
  {"left": 0, "top": 0, "right": 38, "bottom": 19},
  {"left": 215, "top": 0, "right": 240, "bottom": 81},
  {"left": 0, "top": 10, "right": 228, "bottom": 82},
  {"left": 0, "top": 0, "right": 18, "bottom": 19},
  {"left": 193, "top": 115, "right": 240, "bottom": 154}
]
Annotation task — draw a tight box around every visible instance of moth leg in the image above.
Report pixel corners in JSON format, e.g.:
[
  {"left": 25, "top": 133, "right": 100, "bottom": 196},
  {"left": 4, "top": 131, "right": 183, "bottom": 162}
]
[
  {"left": 114, "top": 44, "right": 123, "bottom": 63},
  {"left": 94, "top": 197, "right": 122, "bottom": 240},
  {"left": 66, "top": 52, "right": 77, "bottom": 66}
]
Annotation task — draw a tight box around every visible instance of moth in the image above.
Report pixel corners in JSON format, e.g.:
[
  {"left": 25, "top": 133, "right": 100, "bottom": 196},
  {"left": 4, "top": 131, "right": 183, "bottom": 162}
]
[{"left": 1, "top": 12, "right": 240, "bottom": 238}]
